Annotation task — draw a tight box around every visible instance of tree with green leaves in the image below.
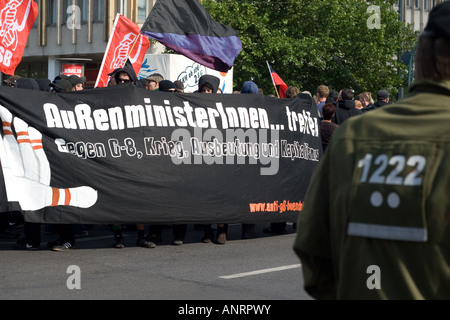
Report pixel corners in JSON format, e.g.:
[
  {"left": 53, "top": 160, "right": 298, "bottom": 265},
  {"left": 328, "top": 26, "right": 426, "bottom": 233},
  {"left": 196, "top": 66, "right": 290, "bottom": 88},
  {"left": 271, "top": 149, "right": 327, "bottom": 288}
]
[{"left": 200, "top": 0, "right": 417, "bottom": 99}]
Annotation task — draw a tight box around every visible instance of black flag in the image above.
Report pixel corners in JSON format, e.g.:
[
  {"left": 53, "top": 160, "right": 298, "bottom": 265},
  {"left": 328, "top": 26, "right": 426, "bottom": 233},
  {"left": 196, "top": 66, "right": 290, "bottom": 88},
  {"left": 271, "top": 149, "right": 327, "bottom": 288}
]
[{"left": 140, "top": 0, "right": 242, "bottom": 72}]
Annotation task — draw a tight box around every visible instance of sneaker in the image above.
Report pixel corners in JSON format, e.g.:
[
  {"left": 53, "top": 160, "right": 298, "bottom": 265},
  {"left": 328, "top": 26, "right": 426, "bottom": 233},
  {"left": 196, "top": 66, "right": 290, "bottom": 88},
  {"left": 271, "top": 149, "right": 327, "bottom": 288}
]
[
  {"left": 14, "top": 238, "right": 40, "bottom": 250},
  {"left": 136, "top": 238, "right": 156, "bottom": 248},
  {"left": 49, "top": 241, "right": 75, "bottom": 251},
  {"left": 172, "top": 240, "right": 184, "bottom": 245},
  {"left": 113, "top": 235, "right": 125, "bottom": 248}
]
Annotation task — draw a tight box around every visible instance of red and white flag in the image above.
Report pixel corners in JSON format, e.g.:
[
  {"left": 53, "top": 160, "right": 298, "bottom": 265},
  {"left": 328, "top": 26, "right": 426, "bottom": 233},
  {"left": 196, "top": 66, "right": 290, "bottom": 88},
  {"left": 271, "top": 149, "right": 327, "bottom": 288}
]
[
  {"left": 0, "top": 0, "right": 38, "bottom": 75},
  {"left": 95, "top": 14, "right": 150, "bottom": 88}
]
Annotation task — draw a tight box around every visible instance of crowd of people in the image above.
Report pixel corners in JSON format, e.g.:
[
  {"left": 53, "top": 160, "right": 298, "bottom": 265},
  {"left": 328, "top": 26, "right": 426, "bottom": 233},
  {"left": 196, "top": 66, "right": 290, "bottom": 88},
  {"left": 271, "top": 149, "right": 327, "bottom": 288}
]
[
  {"left": 0, "top": 63, "right": 299, "bottom": 251},
  {"left": 0, "top": 56, "right": 394, "bottom": 252},
  {"left": 0, "top": 55, "right": 394, "bottom": 253},
  {"left": 0, "top": 38, "right": 397, "bottom": 254}
]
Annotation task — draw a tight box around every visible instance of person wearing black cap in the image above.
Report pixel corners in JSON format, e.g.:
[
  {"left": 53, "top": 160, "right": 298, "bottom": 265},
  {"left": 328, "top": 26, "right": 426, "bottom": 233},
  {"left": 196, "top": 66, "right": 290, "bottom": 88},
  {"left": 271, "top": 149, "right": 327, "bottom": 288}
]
[
  {"left": 3, "top": 75, "right": 21, "bottom": 87},
  {"left": 293, "top": 1, "right": 450, "bottom": 300},
  {"left": 197, "top": 74, "right": 220, "bottom": 93},
  {"left": 67, "top": 75, "right": 87, "bottom": 91},
  {"left": 107, "top": 63, "right": 156, "bottom": 249},
  {"left": 158, "top": 79, "right": 177, "bottom": 92},
  {"left": 196, "top": 74, "right": 229, "bottom": 244},
  {"left": 145, "top": 79, "right": 188, "bottom": 246},
  {"left": 362, "top": 89, "right": 390, "bottom": 112},
  {"left": 50, "top": 79, "right": 73, "bottom": 93},
  {"left": 332, "top": 88, "right": 363, "bottom": 125}
]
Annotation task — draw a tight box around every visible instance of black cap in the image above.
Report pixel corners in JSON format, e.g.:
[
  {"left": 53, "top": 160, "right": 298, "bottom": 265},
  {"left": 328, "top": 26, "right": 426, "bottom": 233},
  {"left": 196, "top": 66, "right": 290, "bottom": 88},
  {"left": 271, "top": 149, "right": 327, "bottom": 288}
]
[
  {"left": 423, "top": 2, "right": 450, "bottom": 40},
  {"left": 67, "top": 75, "right": 86, "bottom": 87},
  {"left": 377, "top": 90, "right": 389, "bottom": 100},
  {"left": 50, "top": 79, "right": 73, "bottom": 92},
  {"left": 158, "top": 80, "right": 176, "bottom": 92},
  {"left": 53, "top": 74, "right": 69, "bottom": 83},
  {"left": 4, "top": 75, "right": 21, "bottom": 86}
]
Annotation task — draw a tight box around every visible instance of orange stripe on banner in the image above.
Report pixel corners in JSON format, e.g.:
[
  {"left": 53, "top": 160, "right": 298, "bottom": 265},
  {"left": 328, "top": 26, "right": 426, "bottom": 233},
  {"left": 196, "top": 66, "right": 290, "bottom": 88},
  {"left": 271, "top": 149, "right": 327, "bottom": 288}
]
[
  {"left": 17, "top": 139, "right": 31, "bottom": 144},
  {"left": 52, "top": 188, "right": 59, "bottom": 207},
  {"left": 3, "top": 129, "right": 13, "bottom": 135},
  {"left": 2, "top": 121, "right": 11, "bottom": 127},
  {"left": 17, "top": 131, "right": 28, "bottom": 136},
  {"left": 64, "top": 189, "right": 71, "bottom": 206},
  {"left": 30, "top": 139, "right": 42, "bottom": 144},
  {"left": 32, "top": 146, "right": 43, "bottom": 150}
]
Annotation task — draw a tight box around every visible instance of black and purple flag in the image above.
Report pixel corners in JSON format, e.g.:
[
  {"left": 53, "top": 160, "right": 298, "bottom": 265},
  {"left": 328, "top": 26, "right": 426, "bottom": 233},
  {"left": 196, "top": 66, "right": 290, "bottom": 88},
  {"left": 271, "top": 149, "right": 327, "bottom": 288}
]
[{"left": 140, "top": 0, "right": 242, "bottom": 73}]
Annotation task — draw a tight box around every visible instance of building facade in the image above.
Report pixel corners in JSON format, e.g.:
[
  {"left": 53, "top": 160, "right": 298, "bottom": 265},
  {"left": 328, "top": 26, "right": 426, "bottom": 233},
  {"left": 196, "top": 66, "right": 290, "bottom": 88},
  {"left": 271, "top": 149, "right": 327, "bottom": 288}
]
[
  {"left": 395, "top": 0, "right": 448, "bottom": 32},
  {"left": 4, "top": 0, "right": 448, "bottom": 88},
  {"left": 11, "top": 0, "right": 162, "bottom": 87}
]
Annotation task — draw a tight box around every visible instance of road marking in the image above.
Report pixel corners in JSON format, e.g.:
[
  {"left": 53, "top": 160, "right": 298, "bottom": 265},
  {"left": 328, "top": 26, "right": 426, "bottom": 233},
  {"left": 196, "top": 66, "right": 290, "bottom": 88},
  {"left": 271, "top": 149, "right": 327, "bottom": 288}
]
[{"left": 219, "top": 264, "right": 301, "bottom": 279}]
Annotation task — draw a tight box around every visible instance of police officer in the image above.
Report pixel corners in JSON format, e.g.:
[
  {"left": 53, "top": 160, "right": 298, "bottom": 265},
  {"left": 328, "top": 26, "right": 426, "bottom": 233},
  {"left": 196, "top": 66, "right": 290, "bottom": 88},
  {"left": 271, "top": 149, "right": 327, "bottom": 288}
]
[{"left": 293, "top": 2, "right": 450, "bottom": 300}]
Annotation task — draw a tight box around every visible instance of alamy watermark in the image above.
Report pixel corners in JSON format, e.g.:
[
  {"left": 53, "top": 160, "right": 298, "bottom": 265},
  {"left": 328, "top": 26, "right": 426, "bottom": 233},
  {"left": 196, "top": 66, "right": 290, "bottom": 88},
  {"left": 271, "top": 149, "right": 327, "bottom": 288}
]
[
  {"left": 67, "top": 5, "right": 81, "bottom": 30},
  {"left": 367, "top": 5, "right": 381, "bottom": 29},
  {"left": 66, "top": 265, "right": 81, "bottom": 290},
  {"left": 366, "top": 265, "right": 381, "bottom": 290}
]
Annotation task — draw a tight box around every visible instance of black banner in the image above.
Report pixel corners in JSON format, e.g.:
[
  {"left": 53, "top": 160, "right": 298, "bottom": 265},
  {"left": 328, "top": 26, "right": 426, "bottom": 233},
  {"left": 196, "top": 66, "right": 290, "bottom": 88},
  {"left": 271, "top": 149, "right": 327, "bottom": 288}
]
[{"left": 0, "top": 85, "right": 321, "bottom": 224}]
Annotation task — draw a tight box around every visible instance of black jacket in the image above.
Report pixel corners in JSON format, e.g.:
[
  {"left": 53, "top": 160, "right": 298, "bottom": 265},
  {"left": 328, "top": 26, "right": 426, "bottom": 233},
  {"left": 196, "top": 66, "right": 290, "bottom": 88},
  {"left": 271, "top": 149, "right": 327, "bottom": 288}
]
[
  {"left": 362, "top": 100, "right": 389, "bottom": 112},
  {"left": 332, "top": 99, "right": 362, "bottom": 125}
]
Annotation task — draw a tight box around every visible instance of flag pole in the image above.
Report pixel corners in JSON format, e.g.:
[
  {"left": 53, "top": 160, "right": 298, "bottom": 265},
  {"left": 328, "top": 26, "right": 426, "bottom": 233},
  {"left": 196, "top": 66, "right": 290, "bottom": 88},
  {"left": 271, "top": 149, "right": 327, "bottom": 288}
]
[
  {"left": 95, "top": 13, "right": 120, "bottom": 88},
  {"left": 122, "top": 33, "right": 142, "bottom": 68},
  {"left": 266, "top": 61, "right": 280, "bottom": 98}
]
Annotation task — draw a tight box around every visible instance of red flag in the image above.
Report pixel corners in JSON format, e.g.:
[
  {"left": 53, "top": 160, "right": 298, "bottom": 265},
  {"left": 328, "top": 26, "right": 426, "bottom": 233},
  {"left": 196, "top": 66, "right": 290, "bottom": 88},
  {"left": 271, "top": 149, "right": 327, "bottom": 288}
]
[
  {"left": 0, "top": 0, "right": 38, "bottom": 75},
  {"left": 95, "top": 14, "right": 150, "bottom": 88},
  {"left": 266, "top": 61, "right": 288, "bottom": 98}
]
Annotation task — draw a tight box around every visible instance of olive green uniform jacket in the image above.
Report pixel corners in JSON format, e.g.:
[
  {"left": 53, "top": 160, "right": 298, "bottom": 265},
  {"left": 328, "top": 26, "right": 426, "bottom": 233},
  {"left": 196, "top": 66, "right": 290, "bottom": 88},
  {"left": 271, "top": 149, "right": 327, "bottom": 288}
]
[{"left": 293, "top": 80, "right": 450, "bottom": 300}]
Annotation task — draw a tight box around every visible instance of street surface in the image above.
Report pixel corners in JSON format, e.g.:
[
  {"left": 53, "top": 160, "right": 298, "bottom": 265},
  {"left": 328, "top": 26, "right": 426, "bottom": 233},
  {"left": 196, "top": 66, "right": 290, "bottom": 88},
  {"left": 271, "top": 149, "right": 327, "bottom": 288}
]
[{"left": 0, "top": 223, "right": 312, "bottom": 302}]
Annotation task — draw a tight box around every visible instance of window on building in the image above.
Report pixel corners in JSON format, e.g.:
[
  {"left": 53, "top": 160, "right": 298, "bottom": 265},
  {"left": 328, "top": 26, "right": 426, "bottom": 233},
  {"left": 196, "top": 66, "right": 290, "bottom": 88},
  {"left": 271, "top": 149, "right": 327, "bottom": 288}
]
[
  {"left": 81, "top": 0, "right": 89, "bottom": 23},
  {"left": 415, "top": 0, "right": 420, "bottom": 9},
  {"left": 48, "top": 0, "right": 57, "bottom": 25},
  {"left": 32, "top": 0, "right": 38, "bottom": 27},
  {"left": 62, "top": 0, "right": 70, "bottom": 25},
  {"left": 117, "top": 0, "right": 128, "bottom": 16},
  {"left": 94, "top": 0, "right": 105, "bottom": 21},
  {"left": 407, "top": 0, "right": 411, "bottom": 8},
  {"left": 13, "top": 61, "right": 48, "bottom": 80},
  {"left": 138, "top": 0, "right": 149, "bottom": 22}
]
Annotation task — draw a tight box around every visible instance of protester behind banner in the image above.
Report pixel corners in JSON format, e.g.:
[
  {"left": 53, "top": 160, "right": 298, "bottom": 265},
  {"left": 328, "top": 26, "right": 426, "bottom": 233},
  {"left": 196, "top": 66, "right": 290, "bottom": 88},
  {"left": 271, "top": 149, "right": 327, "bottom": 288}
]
[{"left": 0, "top": 85, "right": 321, "bottom": 225}]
